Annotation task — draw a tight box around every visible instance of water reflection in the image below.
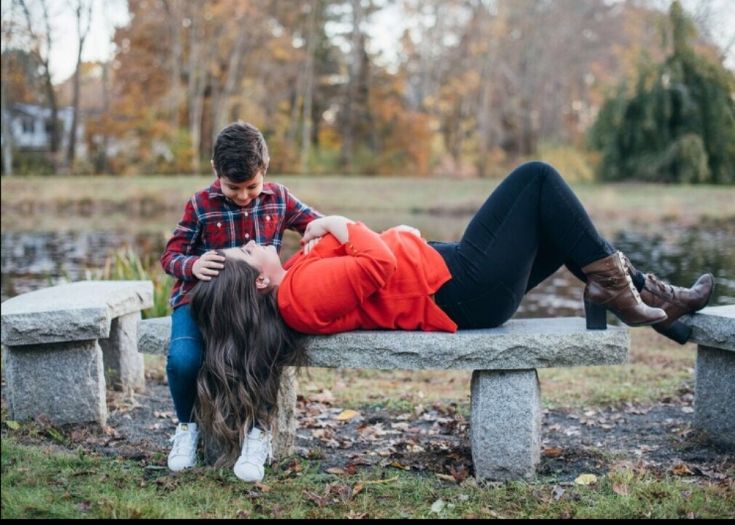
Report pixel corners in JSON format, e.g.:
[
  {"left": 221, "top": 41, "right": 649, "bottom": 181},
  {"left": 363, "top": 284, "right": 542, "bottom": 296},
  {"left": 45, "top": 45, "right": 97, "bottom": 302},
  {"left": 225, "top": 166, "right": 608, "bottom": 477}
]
[{"left": 2, "top": 215, "right": 733, "bottom": 317}]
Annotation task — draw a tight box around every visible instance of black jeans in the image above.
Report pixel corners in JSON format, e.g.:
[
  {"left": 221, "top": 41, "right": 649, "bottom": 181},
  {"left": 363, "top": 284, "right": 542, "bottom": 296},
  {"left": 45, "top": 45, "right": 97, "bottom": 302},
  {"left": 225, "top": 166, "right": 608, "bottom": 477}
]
[{"left": 429, "top": 161, "right": 616, "bottom": 329}]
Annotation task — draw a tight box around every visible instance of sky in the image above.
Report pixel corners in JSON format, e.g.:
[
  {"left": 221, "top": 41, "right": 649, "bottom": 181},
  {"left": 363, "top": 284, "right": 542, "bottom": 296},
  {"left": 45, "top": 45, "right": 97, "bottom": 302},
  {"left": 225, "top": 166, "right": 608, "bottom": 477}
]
[{"left": 10, "top": 0, "right": 735, "bottom": 84}]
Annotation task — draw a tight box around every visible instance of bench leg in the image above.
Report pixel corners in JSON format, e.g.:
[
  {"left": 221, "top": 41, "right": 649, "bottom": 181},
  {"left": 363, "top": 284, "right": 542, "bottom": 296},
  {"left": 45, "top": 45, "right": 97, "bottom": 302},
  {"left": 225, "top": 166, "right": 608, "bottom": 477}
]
[
  {"left": 470, "top": 369, "right": 541, "bottom": 481},
  {"left": 3, "top": 340, "right": 107, "bottom": 426},
  {"left": 272, "top": 366, "right": 298, "bottom": 460},
  {"left": 694, "top": 345, "right": 735, "bottom": 447},
  {"left": 99, "top": 312, "right": 145, "bottom": 393},
  {"left": 202, "top": 366, "right": 298, "bottom": 465}
]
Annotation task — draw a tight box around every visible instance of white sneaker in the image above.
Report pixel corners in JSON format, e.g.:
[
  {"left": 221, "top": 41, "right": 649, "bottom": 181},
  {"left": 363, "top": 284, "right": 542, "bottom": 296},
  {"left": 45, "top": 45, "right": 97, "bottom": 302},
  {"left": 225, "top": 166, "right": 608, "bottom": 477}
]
[
  {"left": 233, "top": 426, "right": 274, "bottom": 482},
  {"left": 167, "top": 422, "right": 200, "bottom": 471}
]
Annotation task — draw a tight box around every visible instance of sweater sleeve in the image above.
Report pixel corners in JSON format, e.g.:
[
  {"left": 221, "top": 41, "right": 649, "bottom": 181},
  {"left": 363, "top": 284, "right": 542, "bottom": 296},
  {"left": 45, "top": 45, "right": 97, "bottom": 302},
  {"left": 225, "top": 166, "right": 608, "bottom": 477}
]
[
  {"left": 160, "top": 197, "right": 202, "bottom": 281},
  {"left": 282, "top": 185, "right": 323, "bottom": 234},
  {"left": 281, "top": 222, "right": 397, "bottom": 330}
]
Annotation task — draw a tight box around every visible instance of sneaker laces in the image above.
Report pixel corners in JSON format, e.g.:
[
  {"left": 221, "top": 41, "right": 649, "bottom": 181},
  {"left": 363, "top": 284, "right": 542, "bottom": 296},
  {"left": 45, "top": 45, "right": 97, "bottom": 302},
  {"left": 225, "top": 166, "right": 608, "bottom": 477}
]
[
  {"left": 242, "top": 428, "right": 274, "bottom": 465},
  {"left": 170, "top": 427, "right": 196, "bottom": 456}
]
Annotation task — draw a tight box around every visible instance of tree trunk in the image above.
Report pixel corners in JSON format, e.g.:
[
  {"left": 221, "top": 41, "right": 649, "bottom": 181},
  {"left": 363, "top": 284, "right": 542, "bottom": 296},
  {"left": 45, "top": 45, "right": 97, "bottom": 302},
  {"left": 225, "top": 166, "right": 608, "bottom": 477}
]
[
  {"left": 299, "top": 0, "right": 318, "bottom": 174},
  {"left": 162, "top": 0, "right": 183, "bottom": 130},
  {"left": 339, "top": 0, "right": 363, "bottom": 173},
  {"left": 1, "top": 78, "right": 13, "bottom": 176},
  {"left": 211, "top": 6, "right": 249, "bottom": 147},
  {"left": 66, "top": 1, "right": 92, "bottom": 171}
]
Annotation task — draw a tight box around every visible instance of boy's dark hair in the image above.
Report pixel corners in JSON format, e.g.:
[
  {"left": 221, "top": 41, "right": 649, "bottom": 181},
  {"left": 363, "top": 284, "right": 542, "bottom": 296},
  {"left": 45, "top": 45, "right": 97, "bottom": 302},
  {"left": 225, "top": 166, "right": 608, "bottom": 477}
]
[{"left": 212, "top": 122, "right": 270, "bottom": 183}]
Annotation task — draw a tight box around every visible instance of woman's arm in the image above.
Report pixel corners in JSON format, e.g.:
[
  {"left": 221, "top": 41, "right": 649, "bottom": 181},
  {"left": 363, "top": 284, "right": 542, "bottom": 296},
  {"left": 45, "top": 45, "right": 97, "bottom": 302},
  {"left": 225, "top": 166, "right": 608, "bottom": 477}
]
[
  {"left": 280, "top": 222, "right": 398, "bottom": 331},
  {"left": 301, "top": 215, "right": 355, "bottom": 245}
]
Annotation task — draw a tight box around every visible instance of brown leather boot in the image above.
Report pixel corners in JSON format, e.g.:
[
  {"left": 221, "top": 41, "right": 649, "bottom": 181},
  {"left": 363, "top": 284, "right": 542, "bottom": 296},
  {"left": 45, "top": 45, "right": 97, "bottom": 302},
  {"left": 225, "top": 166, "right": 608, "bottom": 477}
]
[
  {"left": 620, "top": 254, "right": 715, "bottom": 344},
  {"left": 582, "top": 251, "right": 667, "bottom": 329}
]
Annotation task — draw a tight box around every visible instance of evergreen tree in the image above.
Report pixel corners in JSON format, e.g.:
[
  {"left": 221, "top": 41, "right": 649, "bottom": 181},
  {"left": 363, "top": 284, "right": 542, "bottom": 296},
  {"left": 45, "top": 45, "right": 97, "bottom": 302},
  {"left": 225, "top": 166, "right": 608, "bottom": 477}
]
[{"left": 589, "top": 1, "right": 735, "bottom": 184}]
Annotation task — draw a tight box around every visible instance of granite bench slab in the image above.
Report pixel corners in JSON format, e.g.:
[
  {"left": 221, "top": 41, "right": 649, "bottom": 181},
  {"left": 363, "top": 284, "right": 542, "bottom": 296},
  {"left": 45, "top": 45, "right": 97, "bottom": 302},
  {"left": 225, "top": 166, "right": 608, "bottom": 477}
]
[{"left": 1, "top": 280, "right": 153, "bottom": 346}]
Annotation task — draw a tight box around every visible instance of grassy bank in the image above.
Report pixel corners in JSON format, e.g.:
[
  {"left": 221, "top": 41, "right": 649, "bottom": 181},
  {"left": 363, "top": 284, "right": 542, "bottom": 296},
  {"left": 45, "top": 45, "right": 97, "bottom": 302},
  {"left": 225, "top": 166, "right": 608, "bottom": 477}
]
[{"left": 2, "top": 175, "right": 734, "bottom": 234}]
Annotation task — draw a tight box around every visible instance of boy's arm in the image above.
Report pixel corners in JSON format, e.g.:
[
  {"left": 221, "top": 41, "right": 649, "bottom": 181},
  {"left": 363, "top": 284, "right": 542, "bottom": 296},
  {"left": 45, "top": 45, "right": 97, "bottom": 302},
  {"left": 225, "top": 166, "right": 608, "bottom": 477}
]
[
  {"left": 283, "top": 186, "right": 323, "bottom": 234},
  {"left": 160, "top": 198, "right": 203, "bottom": 281}
]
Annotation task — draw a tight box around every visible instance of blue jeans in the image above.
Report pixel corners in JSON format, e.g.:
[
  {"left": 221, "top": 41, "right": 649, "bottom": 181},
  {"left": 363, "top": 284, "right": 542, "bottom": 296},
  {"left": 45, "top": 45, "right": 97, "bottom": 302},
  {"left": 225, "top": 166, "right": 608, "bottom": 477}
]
[{"left": 166, "top": 304, "right": 204, "bottom": 422}]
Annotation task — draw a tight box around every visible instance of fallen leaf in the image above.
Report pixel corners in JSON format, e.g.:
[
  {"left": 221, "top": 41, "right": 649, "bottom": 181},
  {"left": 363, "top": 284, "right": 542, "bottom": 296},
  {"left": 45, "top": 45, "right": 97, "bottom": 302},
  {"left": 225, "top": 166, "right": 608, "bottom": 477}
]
[
  {"left": 430, "top": 499, "right": 446, "bottom": 513},
  {"left": 613, "top": 483, "right": 629, "bottom": 496},
  {"left": 326, "top": 467, "right": 346, "bottom": 476},
  {"left": 389, "top": 461, "right": 411, "bottom": 471},
  {"left": 336, "top": 410, "right": 360, "bottom": 421},
  {"left": 303, "top": 490, "right": 331, "bottom": 507},
  {"left": 543, "top": 447, "right": 563, "bottom": 458},
  {"left": 672, "top": 463, "right": 694, "bottom": 476},
  {"left": 435, "top": 473, "right": 456, "bottom": 483},
  {"left": 574, "top": 474, "right": 598, "bottom": 486},
  {"left": 352, "top": 482, "right": 364, "bottom": 497},
  {"left": 254, "top": 482, "right": 271, "bottom": 493},
  {"left": 346, "top": 510, "right": 368, "bottom": 519}
]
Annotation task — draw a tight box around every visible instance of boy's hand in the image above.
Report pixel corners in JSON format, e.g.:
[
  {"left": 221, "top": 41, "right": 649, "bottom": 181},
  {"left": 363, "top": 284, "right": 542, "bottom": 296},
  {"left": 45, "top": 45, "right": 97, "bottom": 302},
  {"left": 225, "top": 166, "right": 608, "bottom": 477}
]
[{"left": 193, "top": 250, "right": 225, "bottom": 281}]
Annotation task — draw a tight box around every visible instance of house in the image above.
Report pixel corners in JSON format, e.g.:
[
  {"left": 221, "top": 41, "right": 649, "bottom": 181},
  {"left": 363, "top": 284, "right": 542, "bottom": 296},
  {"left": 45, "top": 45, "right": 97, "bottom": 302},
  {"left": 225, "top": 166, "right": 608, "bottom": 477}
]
[{"left": 1, "top": 102, "right": 86, "bottom": 157}]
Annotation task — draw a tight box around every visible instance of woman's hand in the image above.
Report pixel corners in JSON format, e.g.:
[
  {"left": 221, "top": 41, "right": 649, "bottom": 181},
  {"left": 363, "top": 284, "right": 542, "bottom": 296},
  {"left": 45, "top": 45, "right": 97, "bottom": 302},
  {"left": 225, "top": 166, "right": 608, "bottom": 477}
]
[
  {"left": 302, "top": 236, "right": 322, "bottom": 255},
  {"left": 302, "top": 216, "right": 355, "bottom": 245},
  {"left": 393, "top": 224, "right": 422, "bottom": 238},
  {"left": 193, "top": 250, "right": 225, "bottom": 281}
]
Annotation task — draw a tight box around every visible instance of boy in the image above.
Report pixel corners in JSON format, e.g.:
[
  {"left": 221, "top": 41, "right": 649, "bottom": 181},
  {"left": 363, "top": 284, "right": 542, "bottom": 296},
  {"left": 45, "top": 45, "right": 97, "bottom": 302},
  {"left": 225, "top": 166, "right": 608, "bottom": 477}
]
[{"left": 160, "top": 122, "right": 322, "bottom": 479}]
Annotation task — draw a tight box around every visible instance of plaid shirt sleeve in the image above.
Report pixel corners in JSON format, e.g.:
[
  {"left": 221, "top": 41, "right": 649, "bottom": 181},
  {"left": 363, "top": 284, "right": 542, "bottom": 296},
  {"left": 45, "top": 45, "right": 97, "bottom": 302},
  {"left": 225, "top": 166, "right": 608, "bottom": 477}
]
[
  {"left": 160, "top": 197, "right": 202, "bottom": 281},
  {"left": 283, "top": 186, "right": 323, "bottom": 234}
]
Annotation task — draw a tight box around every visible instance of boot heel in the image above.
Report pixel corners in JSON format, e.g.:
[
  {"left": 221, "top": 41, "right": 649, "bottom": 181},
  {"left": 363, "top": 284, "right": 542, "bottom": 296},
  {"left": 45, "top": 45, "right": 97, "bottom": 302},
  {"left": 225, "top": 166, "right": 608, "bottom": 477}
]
[
  {"left": 654, "top": 320, "right": 692, "bottom": 345},
  {"left": 584, "top": 299, "right": 607, "bottom": 330}
]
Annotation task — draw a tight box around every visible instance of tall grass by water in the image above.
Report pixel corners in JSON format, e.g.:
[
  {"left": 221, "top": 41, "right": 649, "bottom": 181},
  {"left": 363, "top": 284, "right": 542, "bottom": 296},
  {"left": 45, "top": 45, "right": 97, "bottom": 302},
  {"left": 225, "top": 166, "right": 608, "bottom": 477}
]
[{"left": 86, "top": 247, "right": 172, "bottom": 318}]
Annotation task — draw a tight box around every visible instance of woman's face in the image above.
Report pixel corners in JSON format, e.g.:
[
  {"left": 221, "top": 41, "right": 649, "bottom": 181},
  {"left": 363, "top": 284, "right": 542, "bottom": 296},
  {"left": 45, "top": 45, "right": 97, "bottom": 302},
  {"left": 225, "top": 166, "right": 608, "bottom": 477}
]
[{"left": 222, "top": 241, "right": 282, "bottom": 281}]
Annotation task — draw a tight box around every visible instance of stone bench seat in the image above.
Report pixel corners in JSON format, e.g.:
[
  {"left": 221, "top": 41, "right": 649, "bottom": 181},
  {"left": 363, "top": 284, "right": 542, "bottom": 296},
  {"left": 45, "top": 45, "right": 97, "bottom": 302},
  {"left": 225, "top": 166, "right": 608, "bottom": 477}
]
[
  {"left": 1, "top": 281, "right": 153, "bottom": 426},
  {"left": 139, "top": 315, "right": 630, "bottom": 480}
]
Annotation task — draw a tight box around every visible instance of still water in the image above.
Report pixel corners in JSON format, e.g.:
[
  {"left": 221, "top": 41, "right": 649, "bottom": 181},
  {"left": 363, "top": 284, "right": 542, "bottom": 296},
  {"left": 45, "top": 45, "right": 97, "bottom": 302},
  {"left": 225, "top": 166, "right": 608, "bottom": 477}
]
[{"left": 2, "top": 211, "right": 733, "bottom": 318}]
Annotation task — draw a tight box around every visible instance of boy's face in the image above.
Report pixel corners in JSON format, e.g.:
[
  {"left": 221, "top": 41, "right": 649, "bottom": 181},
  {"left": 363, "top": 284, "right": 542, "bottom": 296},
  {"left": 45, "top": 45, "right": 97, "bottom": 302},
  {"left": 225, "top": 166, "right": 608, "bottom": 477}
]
[{"left": 217, "top": 169, "right": 265, "bottom": 207}]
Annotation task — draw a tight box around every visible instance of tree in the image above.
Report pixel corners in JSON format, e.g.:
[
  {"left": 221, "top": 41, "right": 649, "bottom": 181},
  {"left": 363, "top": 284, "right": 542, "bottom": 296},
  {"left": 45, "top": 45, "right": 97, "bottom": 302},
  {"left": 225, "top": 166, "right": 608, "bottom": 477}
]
[
  {"left": 590, "top": 0, "right": 735, "bottom": 183},
  {"left": 66, "top": 0, "right": 93, "bottom": 170},
  {"left": 16, "top": 0, "right": 61, "bottom": 170}
]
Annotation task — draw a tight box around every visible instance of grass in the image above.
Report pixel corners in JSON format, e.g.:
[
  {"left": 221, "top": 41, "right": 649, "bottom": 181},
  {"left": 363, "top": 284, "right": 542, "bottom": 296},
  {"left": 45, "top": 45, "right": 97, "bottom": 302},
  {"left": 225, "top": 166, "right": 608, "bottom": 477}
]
[
  {"left": 2, "top": 175, "right": 734, "bottom": 236},
  {"left": 2, "top": 436, "right": 733, "bottom": 519},
  {"left": 86, "top": 247, "right": 173, "bottom": 318}
]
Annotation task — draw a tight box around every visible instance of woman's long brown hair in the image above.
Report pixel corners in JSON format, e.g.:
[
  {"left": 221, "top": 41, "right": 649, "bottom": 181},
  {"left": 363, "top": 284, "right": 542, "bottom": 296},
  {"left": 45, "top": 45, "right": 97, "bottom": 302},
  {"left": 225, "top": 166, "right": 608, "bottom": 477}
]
[{"left": 190, "top": 255, "right": 309, "bottom": 468}]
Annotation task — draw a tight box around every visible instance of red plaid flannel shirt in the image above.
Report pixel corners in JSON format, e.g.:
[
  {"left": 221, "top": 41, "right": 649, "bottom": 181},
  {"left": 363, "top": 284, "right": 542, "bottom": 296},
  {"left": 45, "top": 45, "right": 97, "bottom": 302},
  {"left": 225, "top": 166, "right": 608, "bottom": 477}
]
[{"left": 161, "top": 179, "right": 322, "bottom": 308}]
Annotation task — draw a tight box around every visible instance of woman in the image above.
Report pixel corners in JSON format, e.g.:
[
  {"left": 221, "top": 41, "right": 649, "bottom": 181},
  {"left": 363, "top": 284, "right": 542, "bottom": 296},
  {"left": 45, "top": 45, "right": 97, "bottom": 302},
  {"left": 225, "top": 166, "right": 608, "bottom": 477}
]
[{"left": 190, "top": 161, "right": 715, "bottom": 482}]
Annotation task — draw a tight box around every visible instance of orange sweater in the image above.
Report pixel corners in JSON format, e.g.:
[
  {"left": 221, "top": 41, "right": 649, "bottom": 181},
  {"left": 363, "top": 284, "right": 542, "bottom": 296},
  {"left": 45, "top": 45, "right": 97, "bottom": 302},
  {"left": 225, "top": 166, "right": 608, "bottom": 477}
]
[{"left": 277, "top": 222, "right": 457, "bottom": 334}]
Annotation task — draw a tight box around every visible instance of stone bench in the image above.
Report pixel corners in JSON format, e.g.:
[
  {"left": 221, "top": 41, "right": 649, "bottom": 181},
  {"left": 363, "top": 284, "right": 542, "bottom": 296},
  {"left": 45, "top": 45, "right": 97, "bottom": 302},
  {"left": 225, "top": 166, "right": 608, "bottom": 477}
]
[
  {"left": 681, "top": 305, "right": 735, "bottom": 447},
  {"left": 138, "top": 315, "right": 629, "bottom": 480},
  {"left": 1, "top": 281, "right": 153, "bottom": 426}
]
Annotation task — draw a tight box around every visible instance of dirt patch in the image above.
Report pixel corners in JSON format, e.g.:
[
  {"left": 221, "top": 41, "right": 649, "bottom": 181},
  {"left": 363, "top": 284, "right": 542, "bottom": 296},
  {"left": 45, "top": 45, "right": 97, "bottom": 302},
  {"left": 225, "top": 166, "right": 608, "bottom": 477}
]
[{"left": 4, "top": 376, "right": 733, "bottom": 485}]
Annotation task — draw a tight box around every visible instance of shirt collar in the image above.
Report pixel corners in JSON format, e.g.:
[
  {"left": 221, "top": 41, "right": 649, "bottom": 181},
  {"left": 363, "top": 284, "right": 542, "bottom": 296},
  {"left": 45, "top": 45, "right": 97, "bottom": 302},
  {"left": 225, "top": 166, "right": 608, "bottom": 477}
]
[{"left": 208, "top": 177, "right": 275, "bottom": 199}]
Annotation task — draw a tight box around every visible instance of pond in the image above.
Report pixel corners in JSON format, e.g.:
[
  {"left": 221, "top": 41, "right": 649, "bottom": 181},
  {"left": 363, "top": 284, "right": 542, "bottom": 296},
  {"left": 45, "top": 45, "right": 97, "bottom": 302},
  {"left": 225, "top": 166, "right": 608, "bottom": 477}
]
[{"left": 2, "top": 209, "right": 733, "bottom": 322}]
